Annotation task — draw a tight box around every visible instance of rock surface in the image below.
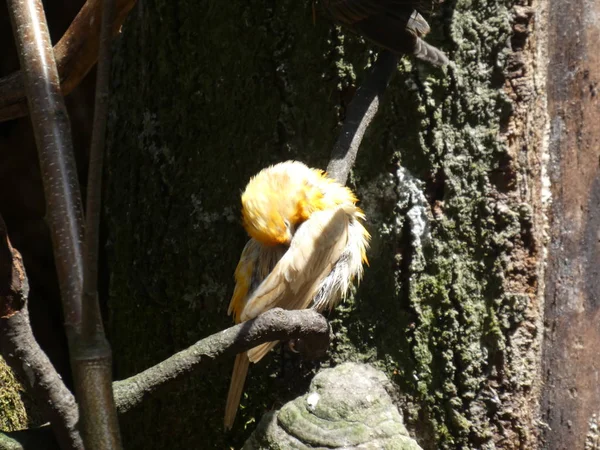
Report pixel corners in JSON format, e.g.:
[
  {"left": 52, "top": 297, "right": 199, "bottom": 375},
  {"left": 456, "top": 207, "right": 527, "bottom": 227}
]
[{"left": 243, "top": 362, "right": 422, "bottom": 450}]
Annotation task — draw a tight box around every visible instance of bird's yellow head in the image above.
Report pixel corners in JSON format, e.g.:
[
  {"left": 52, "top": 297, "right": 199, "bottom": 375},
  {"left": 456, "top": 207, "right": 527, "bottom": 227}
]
[
  {"left": 241, "top": 161, "right": 330, "bottom": 246},
  {"left": 241, "top": 194, "right": 295, "bottom": 246}
]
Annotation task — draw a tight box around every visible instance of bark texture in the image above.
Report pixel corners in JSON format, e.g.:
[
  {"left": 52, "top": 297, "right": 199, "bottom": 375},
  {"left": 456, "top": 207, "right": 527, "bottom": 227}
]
[
  {"left": 105, "top": 0, "right": 545, "bottom": 448},
  {"left": 540, "top": 0, "right": 600, "bottom": 448}
]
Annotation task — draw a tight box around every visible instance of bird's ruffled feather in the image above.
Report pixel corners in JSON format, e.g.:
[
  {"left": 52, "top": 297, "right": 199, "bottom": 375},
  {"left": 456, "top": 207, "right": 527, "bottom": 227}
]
[{"left": 241, "top": 208, "right": 350, "bottom": 322}]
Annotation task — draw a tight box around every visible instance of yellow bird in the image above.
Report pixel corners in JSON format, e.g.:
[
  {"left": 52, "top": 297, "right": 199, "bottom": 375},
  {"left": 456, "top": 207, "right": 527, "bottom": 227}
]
[{"left": 224, "top": 160, "right": 370, "bottom": 429}]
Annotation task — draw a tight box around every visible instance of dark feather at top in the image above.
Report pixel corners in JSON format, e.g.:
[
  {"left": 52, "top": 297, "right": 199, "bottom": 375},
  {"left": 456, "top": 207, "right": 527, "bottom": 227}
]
[{"left": 322, "top": 0, "right": 449, "bottom": 66}]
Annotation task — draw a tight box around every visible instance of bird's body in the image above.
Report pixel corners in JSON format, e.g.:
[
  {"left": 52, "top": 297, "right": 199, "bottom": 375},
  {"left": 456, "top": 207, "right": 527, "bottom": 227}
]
[
  {"left": 322, "top": 0, "right": 449, "bottom": 66},
  {"left": 224, "top": 161, "right": 369, "bottom": 429}
]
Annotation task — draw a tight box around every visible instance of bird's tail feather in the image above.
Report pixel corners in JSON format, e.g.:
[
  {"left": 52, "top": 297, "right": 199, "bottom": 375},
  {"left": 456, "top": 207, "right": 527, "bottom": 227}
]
[
  {"left": 224, "top": 352, "right": 250, "bottom": 430},
  {"left": 248, "top": 341, "right": 279, "bottom": 363}
]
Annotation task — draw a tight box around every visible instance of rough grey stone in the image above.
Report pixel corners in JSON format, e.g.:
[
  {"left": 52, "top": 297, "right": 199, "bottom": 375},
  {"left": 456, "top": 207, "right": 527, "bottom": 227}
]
[{"left": 243, "top": 362, "right": 422, "bottom": 450}]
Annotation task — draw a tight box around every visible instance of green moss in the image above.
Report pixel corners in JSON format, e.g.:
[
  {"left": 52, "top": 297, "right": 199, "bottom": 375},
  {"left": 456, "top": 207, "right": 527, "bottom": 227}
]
[
  {"left": 0, "top": 357, "right": 28, "bottom": 431},
  {"left": 321, "top": 0, "right": 531, "bottom": 447}
]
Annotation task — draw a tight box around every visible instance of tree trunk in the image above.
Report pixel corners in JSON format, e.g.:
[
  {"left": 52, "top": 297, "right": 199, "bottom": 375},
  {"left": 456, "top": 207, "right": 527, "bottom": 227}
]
[
  {"left": 540, "top": 0, "right": 600, "bottom": 448},
  {"left": 103, "top": 0, "right": 563, "bottom": 448}
]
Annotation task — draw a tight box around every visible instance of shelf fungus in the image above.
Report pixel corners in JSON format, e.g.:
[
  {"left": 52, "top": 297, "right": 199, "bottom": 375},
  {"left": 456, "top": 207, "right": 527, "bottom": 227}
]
[{"left": 243, "top": 362, "right": 423, "bottom": 449}]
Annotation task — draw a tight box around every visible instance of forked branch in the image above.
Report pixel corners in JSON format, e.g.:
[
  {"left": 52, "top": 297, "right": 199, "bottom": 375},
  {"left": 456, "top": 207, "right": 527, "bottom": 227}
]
[
  {"left": 327, "top": 51, "right": 399, "bottom": 185},
  {"left": 0, "top": 215, "right": 83, "bottom": 450}
]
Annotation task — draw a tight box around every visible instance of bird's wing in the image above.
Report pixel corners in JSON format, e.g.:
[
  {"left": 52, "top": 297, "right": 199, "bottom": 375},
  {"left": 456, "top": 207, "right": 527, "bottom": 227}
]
[
  {"left": 228, "top": 240, "right": 257, "bottom": 323},
  {"left": 240, "top": 207, "right": 350, "bottom": 322},
  {"left": 228, "top": 239, "right": 286, "bottom": 323}
]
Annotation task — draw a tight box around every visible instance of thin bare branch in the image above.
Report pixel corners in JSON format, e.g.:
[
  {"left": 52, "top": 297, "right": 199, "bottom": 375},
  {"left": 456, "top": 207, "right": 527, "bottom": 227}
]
[
  {"left": 326, "top": 51, "right": 399, "bottom": 185},
  {"left": 73, "top": 0, "right": 123, "bottom": 446},
  {"left": 0, "top": 0, "right": 137, "bottom": 123},
  {"left": 83, "top": 0, "right": 116, "bottom": 327},
  {"left": 0, "top": 216, "right": 82, "bottom": 450},
  {"left": 0, "top": 308, "right": 329, "bottom": 449}
]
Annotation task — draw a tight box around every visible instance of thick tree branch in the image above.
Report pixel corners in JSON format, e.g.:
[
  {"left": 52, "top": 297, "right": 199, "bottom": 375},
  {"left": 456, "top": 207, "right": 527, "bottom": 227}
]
[
  {"left": 0, "top": 0, "right": 137, "bottom": 123},
  {"left": 8, "top": 0, "right": 85, "bottom": 339},
  {"left": 7, "top": 1, "right": 107, "bottom": 448},
  {"left": 326, "top": 51, "right": 399, "bottom": 185},
  {"left": 0, "top": 309, "right": 329, "bottom": 450},
  {"left": 113, "top": 308, "right": 329, "bottom": 413},
  {"left": 0, "top": 216, "right": 82, "bottom": 450},
  {"left": 0, "top": 311, "right": 81, "bottom": 450}
]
